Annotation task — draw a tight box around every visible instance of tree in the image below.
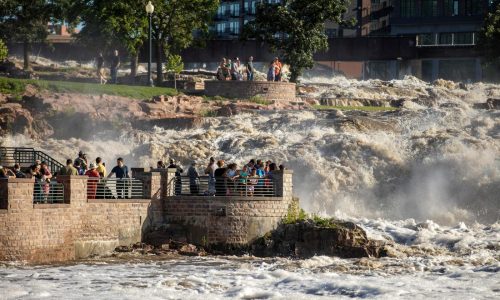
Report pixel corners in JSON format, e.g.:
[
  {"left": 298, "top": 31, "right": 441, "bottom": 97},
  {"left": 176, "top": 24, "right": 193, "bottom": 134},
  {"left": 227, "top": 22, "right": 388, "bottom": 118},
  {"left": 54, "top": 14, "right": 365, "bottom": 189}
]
[
  {"left": 69, "top": 0, "right": 148, "bottom": 78},
  {"left": 478, "top": 3, "right": 500, "bottom": 66},
  {"left": 0, "top": 0, "right": 66, "bottom": 70},
  {"left": 165, "top": 54, "right": 184, "bottom": 90},
  {"left": 244, "top": 0, "right": 351, "bottom": 82},
  {"left": 0, "top": 39, "right": 8, "bottom": 61},
  {"left": 150, "top": 0, "right": 219, "bottom": 86}
]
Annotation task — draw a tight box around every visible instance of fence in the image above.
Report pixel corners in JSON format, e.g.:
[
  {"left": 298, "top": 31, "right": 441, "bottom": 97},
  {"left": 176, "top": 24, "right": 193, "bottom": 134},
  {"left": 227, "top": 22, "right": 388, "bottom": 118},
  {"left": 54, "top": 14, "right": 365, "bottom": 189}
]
[
  {"left": 33, "top": 181, "right": 64, "bottom": 204},
  {"left": 0, "top": 147, "right": 65, "bottom": 175},
  {"left": 170, "top": 176, "right": 277, "bottom": 197},
  {"left": 87, "top": 178, "right": 145, "bottom": 200}
]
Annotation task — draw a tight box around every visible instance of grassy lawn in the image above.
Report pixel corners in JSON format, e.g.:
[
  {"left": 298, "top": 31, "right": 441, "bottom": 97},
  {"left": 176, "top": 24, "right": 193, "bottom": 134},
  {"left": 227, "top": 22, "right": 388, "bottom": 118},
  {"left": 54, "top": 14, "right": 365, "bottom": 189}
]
[
  {"left": 0, "top": 77, "right": 178, "bottom": 99},
  {"left": 313, "top": 105, "right": 399, "bottom": 111}
]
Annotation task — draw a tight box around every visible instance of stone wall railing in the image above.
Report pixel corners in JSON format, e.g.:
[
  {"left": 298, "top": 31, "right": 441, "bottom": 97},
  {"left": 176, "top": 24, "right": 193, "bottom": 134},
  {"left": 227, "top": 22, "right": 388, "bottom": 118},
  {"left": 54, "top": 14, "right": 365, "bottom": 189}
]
[{"left": 204, "top": 80, "right": 297, "bottom": 101}]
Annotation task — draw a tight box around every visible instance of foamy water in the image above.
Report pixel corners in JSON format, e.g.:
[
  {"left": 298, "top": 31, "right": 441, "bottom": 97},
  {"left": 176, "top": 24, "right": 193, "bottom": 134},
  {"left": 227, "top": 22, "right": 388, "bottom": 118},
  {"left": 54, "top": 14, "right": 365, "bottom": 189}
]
[
  {"left": 1, "top": 76, "right": 499, "bottom": 298},
  {"left": 1, "top": 219, "right": 498, "bottom": 299}
]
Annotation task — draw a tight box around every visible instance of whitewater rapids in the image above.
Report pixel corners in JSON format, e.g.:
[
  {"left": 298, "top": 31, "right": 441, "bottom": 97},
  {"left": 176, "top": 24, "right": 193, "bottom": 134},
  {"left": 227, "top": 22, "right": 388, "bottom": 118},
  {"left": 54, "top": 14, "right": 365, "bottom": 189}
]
[{"left": 0, "top": 76, "right": 498, "bottom": 298}]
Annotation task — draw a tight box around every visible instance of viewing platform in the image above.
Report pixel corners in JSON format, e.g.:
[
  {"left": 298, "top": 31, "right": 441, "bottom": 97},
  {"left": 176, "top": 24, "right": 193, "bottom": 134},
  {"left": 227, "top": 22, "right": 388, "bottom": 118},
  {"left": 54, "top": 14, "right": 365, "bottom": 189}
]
[{"left": 0, "top": 166, "right": 295, "bottom": 263}]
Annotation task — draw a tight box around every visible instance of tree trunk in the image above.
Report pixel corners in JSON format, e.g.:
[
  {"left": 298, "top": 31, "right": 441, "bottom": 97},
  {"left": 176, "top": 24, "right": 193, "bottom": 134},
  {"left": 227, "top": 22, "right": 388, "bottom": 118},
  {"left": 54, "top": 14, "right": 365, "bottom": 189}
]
[
  {"left": 130, "top": 52, "right": 139, "bottom": 79},
  {"left": 155, "top": 40, "right": 163, "bottom": 86},
  {"left": 23, "top": 41, "right": 31, "bottom": 71},
  {"left": 174, "top": 73, "right": 177, "bottom": 90}
]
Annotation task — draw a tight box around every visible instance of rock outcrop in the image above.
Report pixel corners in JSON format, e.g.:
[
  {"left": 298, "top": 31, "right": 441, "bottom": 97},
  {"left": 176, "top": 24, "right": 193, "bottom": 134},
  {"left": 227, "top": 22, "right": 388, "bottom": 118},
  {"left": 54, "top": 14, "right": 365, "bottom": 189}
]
[{"left": 250, "top": 219, "right": 388, "bottom": 258}]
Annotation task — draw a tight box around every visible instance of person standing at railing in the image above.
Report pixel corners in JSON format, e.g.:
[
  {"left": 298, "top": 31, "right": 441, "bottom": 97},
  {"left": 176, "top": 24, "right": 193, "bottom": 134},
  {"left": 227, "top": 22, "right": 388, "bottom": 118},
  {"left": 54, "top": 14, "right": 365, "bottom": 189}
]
[
  {"left": 205, "top": 157, "right": 216, "bottom": 196},
  {"left": 40, "top": 161, "right": 53, "bottom": 203},
  {"left": 58, "top": 159, "right": 78, "bottom": 176},
  {"left": 188, "top": 161, "right": 200, "bottom": 195},
  {"left": 238, "top": 165, "right": 249, "bottom": 196},
  {"left": 85, "top": 163, "right": 100, "bottom": 199},
  {"left": 96, "top": 157, "right": 107, "bottom": 177},
  {"left": 108, "top": 157, "right": 129, "bottom": 199},
  {"left": 75, "top": 151, "right": 88, "bottom": 173},
  {"left": 13, "top": 164, "right": 26, "bottom": 178},
  {"left": 168, "top": 159, "right": 184, "bottom": 196},
  {"left": 0, "top": 166, "right": 16, "bottom": 179},
  {"left": 226, "top": 163, "right": 239, "bottom": 196},
  {"left": 214, "top": 160, "right": 228, "bottom": 196}
]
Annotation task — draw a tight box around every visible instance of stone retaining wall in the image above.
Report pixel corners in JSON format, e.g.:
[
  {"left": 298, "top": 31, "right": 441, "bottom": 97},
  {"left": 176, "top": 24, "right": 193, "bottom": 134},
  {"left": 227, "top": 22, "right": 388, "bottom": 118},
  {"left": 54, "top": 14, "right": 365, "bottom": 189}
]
[
  {"left": 0, "top": 177, "right": 153, "bottom": 263},
  {"left": 162, "top": 169, "right": 295, "bottom": 246},
  {"left": 204, "top": 80, "right": 296, "bottom": 101}
]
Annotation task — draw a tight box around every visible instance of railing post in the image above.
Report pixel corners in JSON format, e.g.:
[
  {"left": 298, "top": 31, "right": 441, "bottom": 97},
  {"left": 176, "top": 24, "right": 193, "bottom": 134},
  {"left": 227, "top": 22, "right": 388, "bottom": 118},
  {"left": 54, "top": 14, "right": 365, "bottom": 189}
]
[
  {"left": 57, "top": 175, "right": 87, "bottom": 205},
  {"left": 0, "top": 178, "right": 35, "bottom": 211},
  {"left": 272, "top": 170, "right": 293, "bottom": 199}
]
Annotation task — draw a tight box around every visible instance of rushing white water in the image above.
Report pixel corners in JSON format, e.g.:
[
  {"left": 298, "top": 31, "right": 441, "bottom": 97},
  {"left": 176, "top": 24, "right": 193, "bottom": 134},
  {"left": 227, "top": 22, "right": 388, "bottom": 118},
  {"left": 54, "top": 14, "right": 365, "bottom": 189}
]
[
  {"left": 0, "top": 219, "right": 498, "bottom": 299},
  {"left": 1, "top": 76, "right": 499, "bottom": 298}
]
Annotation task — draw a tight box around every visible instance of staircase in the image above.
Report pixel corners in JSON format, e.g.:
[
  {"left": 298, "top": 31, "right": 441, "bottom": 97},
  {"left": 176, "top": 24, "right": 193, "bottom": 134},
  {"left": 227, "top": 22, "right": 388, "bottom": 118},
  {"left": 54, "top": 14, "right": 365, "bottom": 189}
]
[{"left": 0, "top": 147, "right": 65, "bottom": 174}]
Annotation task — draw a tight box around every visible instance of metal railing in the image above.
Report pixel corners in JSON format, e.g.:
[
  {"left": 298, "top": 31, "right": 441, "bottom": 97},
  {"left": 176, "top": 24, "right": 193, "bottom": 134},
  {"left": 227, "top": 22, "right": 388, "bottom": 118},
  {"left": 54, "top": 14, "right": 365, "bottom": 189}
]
[
  {"left": 87, "top": 178, "right": 145, "bottom": 200},
  {"left": 0, "top": 147, "right": 65, "bottom": 175},
  {"left": 33, "top": 181, "right": 64, "bottom": 204},
  {"left": 170, "top": 176, "right": 277, "bottom": 197}
]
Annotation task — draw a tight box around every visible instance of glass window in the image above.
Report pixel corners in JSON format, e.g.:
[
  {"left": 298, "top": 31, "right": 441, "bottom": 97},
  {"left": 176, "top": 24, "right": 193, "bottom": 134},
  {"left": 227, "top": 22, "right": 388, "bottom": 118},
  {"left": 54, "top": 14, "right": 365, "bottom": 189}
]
[
  {"left": 443, "top": 0, "right": 459, "bottom": 16},
  {"left": 401, "top": 0, "right": 417, "bottom": 17},
  {"left": 455, "top": 32, "right": 473, "bottom": 44},
  {"left": 439, "top": 33, "right": 453, "bottom": 45},
  {"left": 421, "top": 0, "right": 438, "bottom": 17},
  {"left": 418, "top": 33, "right": 436, "bottom": 45}
]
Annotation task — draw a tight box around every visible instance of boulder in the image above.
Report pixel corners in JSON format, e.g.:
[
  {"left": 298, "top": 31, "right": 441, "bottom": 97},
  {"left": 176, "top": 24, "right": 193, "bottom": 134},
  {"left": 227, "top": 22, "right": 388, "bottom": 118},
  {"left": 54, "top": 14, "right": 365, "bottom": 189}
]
[{"left": 251, "top": 219, "right": 387, "bottom": 259}]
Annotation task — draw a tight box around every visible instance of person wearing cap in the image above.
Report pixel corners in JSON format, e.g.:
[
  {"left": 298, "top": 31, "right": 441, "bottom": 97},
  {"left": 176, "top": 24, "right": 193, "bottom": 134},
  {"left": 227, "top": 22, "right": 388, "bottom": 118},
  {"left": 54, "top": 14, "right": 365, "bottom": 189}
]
[
  {"left": 75, "top": 151, "right": 88, "bottom": 172},
  {"left": 85, "top": 163, "right": 100, "bottom": 199},
  {"left": 188, "top": 161, "right": 200, "bottom": 195}
]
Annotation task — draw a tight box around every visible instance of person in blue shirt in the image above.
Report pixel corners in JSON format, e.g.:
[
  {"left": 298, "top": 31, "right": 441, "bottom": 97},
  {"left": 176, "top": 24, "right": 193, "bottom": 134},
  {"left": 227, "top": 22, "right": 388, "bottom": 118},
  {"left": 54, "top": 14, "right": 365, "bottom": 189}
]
[{"left": 108, "top": 157, "right": 129, "bottom": 199}]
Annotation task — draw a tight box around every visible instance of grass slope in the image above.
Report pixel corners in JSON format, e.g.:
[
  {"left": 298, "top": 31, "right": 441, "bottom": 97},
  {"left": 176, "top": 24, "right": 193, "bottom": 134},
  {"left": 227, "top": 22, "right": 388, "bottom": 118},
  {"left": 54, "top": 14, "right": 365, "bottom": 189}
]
[{"left": 0, "top": 77, "right": 177, "bottom": 99}]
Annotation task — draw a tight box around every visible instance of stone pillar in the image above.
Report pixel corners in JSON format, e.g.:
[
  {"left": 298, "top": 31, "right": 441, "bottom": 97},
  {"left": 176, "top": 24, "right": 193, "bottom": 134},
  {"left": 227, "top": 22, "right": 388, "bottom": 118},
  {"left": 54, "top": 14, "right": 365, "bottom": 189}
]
[
  {"left": 57, "top": 176, "right": 87, "bottom": 206},
  {"left": 0, "top": 178, "right": 35, "bottom": 211},
  {"left": 272, "top": 170, "right": 293, "bottom": 200}
]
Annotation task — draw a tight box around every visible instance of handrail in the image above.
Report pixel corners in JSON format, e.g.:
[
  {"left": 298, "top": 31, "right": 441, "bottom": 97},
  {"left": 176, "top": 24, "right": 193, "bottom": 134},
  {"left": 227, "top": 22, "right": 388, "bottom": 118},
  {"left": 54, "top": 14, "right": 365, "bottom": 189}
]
[
  {"left": 0, "top": 147, "right": 65, "bottom": 175},
  {"left": 170, "top": 176, "right": 277, "bottom": 197},
  {"left": 87, "top": 177, "right": 145, "bottom": 200},
  {"left": 33, "top": 181, "right": 64, "bottom": 204}
]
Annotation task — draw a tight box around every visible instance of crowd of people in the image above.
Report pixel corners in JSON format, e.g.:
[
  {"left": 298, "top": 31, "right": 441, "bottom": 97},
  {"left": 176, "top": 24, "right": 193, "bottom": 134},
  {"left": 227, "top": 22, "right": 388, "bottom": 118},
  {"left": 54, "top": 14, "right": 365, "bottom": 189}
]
[
  {"left": 1, "top": 151, "right": 287, "bottom": 200},
  {"left": 156, "top": 157, "right": 286, "bottom": 197},
  {"left": 216, "top": 56, "right": 283, "bottom": 82}
]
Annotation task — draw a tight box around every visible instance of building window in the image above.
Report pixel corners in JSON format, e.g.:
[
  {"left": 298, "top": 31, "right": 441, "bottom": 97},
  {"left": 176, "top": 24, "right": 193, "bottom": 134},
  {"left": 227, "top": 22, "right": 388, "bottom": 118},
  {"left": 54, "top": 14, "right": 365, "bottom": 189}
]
[
  {"left": 464, "top": 0, "right": 482, "bottom": 16},
  {"left": 455, "top": 32, "right": 474, "bottom": 44},
  {"left": 439, "top": 33, "right": 453, "bottom": 44},
  {"left": 418, "top": 33, "right": 436, "bottom": 45},
  {"left": 443, "top": 0, "right": 459, "bottom": 16},
  {"left": 401, "top": 0, "right": 417, "bottom": 17},
  {"left": 230, "top": 3, "right": 240, "bottom": 17},
  {"left": 421, "top": 0, "right": 438, "bottom": 17},
  {"left": 230, "top": 21, "right": 239, "bottom": 34}
]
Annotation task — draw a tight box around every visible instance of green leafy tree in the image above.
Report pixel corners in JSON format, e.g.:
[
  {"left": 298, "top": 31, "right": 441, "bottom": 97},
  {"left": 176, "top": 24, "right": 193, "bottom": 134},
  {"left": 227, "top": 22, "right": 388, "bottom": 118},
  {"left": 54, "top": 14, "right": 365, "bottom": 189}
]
[
  {"left": 0, "top": 0, "right": 66, "bottom": 70},
  {"left": 69, "top": 0, "right": 148, "bottom": 77},
  {"left": 478, "top": 3, "right": 500, "bottom": 66},
  {"left": 150, "top": 0, "right": 219, "bottom": 86},
  {"left": 244, "top": 0, "right": 351, "bottom": 82},
  {"left": 0, "top": 39, "right": 8, "bottom": 61},
  {"left": 165, "top": 54, "right": 184, "bottom": 90}
]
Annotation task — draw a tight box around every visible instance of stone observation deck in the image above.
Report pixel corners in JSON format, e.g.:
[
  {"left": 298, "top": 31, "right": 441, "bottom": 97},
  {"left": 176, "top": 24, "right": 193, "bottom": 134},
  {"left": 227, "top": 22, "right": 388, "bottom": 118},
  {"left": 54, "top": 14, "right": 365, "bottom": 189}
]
[
  {"left": 204, "top": 80, "right": 297, "bottom": 101},
  {"left": 0, "top": 168, "right": 295, "bottom": 263}
]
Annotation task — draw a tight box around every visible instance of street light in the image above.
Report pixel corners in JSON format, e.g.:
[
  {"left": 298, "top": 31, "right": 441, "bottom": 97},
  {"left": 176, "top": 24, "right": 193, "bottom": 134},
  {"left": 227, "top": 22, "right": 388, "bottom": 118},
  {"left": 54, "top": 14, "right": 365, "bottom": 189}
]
[{"left": 146, "top": 1, "right": 154, "bottom": 86}]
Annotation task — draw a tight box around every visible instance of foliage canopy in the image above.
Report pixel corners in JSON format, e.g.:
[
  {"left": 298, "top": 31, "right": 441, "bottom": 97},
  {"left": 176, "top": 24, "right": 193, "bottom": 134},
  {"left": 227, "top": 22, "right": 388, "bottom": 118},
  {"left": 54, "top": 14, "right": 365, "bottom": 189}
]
[{"left": 244, "top": 0, "right": 351, "bottom": 82}]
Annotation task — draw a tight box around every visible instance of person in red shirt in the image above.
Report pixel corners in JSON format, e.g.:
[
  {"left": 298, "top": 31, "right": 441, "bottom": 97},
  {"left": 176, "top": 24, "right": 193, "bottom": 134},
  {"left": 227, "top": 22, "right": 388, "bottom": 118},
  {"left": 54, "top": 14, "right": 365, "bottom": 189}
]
[{"left": 85, "top": 163, "right": 100, "bottom": 199}]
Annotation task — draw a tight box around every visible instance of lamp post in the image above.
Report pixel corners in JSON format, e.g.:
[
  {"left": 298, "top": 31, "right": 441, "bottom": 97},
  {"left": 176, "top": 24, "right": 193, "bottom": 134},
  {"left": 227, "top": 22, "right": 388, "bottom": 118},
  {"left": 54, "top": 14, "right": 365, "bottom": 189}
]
[{"left": 146, "top": 1, "right": 155, "bottom": 87}]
